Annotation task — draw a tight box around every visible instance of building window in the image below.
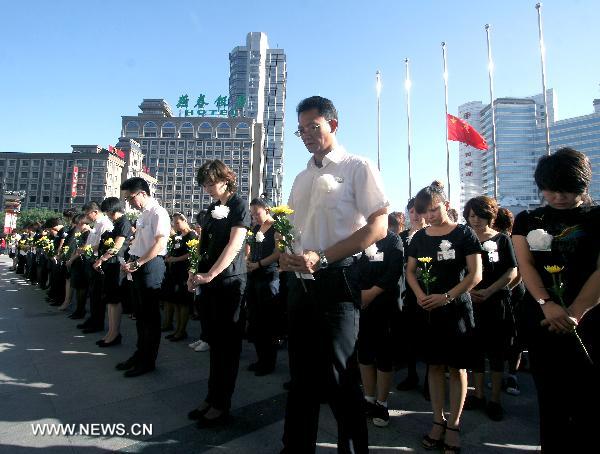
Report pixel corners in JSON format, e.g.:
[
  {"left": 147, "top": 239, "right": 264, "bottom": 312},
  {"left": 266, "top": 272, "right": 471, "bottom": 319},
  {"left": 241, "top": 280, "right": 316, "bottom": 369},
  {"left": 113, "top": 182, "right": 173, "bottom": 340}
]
[
  {"left": 180, "top": 122, "right": 194, "bottom": 139},
  {"left": 125, "top": 121, "right": 140, "bottom": 137},
  {"left": 235, "top": 122, "right": 250, "bottom": 139},
  {"left": 216, "top": 122, "right": 231, "bottom": 138},
  {"left": 161, "top": 122, "right": 176, "bottom": 138},
  {"left": 143, "top": 121, "right": 158, "bottom": 137},
  {"left": 198, "top": 122, "right": 212, "bottom": 139}
]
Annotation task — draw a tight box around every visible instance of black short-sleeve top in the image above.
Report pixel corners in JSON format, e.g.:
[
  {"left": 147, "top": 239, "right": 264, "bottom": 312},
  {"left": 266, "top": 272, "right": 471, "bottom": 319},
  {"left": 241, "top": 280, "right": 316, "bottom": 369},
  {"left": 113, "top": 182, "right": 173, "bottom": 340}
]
[
  {"left": 476, "top": 232, "right": 517, "bottom": 290},
  {"left": 249, "top": 224, "right": 278, "bottom": 272},
  {"left": 199, "top": 193, "right": 251, "bottom": 278},
  {"left": 98, "top": 216, "right": 133, "bottom": 263},
  {"left": 407, "top": 224, "right": 483, "bottom": 297},
  {"left": 357, "top": 230, "right": 404, "bottom": 295},
  {"left": 170, "top": 230, "right": 198, "bottom": 276},
  {"left": 512, "top": 205, "right": 600, "bottom": 305}
]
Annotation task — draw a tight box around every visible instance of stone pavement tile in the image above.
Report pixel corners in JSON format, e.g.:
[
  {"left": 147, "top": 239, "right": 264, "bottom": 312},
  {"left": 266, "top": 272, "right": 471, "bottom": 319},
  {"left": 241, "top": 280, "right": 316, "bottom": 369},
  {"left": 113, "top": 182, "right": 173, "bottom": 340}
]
[{"left": 0, "top": 389, "right": 58, "bottom": 435}]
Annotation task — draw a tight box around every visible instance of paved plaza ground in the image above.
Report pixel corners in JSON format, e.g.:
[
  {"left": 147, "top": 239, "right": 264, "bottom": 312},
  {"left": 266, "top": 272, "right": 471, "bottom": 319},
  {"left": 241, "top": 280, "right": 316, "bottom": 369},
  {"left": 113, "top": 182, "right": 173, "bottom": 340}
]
[{"left": 0, "top": 256, "right": 540, "bottom": 453}]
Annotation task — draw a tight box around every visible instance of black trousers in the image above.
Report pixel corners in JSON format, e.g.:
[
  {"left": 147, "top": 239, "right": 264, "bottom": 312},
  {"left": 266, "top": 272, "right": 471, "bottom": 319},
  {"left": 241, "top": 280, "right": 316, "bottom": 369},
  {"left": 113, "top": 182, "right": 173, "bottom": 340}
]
[
  {"left": 48, "top": 259, "right": 66, "bottom": 302},
  {"left": 131, "top": 257, "right": 166, "bottom": 368},
  {"left": 282, "top": 268, "right": 368, "bottom": 454},
  {"left": 16, "top": 254, "right": 26, "bottom": 274},
  {"left": 88, "top": 270, "right": 105, "bottom": 329},
  {"left": 247, "top": 269, "right": 280, "bottom": 369},
  {"left": 203, "top": 274, "right": 246, "bottom": 411}
]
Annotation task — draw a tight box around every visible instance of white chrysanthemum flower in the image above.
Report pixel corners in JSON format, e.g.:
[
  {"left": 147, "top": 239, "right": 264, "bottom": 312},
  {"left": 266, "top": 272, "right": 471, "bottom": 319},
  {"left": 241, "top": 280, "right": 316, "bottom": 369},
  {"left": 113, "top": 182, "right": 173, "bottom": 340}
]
[
  {"left": 526, "top": 229, "right": 553, "bottom": 251},
  {"left": 211, "top": 205, "right": 230, "bottom": 220},
  {"left": 316, "top": 174, "right": 340, "bottom": 193},
  {"left": 439, "top": 240, "right": 452, "bottom": 251},
  {"left": 482, "top": 240, "right": 498, "bottom": 252},
  {"left": 364, "top": 243, "right": 379, "bottom": 259},
  {"left": 255, "top": 231, "right": 265, "bottom": 243}
]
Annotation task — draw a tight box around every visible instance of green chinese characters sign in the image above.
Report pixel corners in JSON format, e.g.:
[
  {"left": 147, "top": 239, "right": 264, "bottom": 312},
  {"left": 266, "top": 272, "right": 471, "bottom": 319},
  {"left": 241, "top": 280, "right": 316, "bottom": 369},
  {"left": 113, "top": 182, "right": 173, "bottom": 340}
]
[{"left": 176, "top": 94, "right": 246, "bottom": 117}]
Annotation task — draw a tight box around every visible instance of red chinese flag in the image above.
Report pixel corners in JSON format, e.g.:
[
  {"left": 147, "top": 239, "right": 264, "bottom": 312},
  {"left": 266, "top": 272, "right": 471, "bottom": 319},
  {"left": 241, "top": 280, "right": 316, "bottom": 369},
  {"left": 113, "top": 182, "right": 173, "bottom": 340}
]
[{"left": 447, "top": 114, "right": 488, "bottom": 150}]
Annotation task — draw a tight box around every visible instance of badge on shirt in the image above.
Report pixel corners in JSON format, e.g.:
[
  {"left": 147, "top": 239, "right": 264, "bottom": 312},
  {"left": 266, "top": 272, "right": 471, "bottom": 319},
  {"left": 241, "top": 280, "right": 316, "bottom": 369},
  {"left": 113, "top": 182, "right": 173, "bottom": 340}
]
[
  {"left": 369, "top": 252, "right": 384, "bottom": 262},
  {"left": 437, "top": 240, "right": 455, "bottom": 261},
  {"left": 488, "top": 251, "right": 499, "bottom": 263}
]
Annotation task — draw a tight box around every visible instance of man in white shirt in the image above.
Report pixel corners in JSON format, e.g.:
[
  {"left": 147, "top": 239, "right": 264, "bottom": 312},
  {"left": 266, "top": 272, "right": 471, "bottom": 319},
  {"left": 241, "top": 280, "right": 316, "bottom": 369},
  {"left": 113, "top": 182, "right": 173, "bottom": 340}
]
[
  {"left": 77, "top": 201, "right": 114, "bottom": 334},
  {"left": 118, "top": 177, "right": 170, "bottom": 377},
  {"left": 280, "top": 96, "right": 389, "bottom": 454}
]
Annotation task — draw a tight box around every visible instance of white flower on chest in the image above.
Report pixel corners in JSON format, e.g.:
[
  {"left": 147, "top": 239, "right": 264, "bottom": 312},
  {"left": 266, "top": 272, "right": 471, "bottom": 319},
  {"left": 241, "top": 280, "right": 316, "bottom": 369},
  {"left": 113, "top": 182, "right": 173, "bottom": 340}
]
[
  {"left": 439, "top": 240, "right": 452, "bottom": 252},
  {"left": 211, "top": 205, "right": 230, "bottom": 220},
  {"left": 255, "top": 231, "right": 265, "bottom": 243},
  {"left": 482, "top": 240, "right": 498, "bottom": 253},
  {"left": 316, "top": 174, "right": 341, "bottom": 194},
  {"left": 526, "top": 229, "right": 553, "bottom": 251}
]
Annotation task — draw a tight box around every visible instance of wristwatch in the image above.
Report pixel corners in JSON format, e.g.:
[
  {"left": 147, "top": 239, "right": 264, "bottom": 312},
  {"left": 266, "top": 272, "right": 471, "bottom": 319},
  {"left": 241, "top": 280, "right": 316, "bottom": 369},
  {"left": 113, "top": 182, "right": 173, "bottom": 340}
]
[
  {"left": 131, "top": 260, "right": 141, "bottom": 270},
  {"left": 537, "top": 297, "right": 553, "bottom": 306},
  {"left": 444, "top": 292, "right": 454, "bottom": 304},
  {"left": 317, "top": 250, "right": 329, "bottom": 270}
]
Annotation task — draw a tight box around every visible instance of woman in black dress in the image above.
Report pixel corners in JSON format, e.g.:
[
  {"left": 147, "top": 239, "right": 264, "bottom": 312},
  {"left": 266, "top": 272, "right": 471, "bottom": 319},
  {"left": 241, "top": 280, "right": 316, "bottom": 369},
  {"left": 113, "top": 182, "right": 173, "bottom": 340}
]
[
  {"left": 357, "top": 225, "right": 404, "bottom": 427},
  {"left": 92, "top": 197, "right": 132, "bottom": 347},
  {"left": 512, "top": 147, "right": 599, "bottom": 453},
  {"left": 463, "top": 196, "right": 517, "bottom": 421},
  {"left": 164, "top": 213, "right": 197, "bottom": 341},
  {"left": 187, "top": 160, "right": 250, "bottom": 427},
  {"left": 406, "top": 181, "right": 482, "bottom": 454},
  {"left": 245, "top": 197, "right": 281, "bottom": 376},
  {"left": 65, "top": 214, "right": 91, "bottom": 320},
  {"left": 397, "top": 197, "right": 428, "bottom": 392}
]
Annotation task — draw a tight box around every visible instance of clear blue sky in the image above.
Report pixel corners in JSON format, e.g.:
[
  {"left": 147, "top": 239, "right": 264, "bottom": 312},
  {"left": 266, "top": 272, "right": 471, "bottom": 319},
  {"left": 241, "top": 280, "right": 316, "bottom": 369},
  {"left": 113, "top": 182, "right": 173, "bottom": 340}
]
[{"left": 1, "top": 0, "right": 598, "bottom": 210}]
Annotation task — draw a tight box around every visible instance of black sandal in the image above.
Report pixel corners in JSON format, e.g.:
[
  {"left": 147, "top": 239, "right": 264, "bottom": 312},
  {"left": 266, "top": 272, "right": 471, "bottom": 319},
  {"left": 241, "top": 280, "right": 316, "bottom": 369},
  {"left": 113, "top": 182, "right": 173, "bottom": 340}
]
[
  {"left": 422, "top": 419, "right": 446, "bottom": 450},
  {"left": 443, "top": 425, "right": 461, "bottom": 454}
]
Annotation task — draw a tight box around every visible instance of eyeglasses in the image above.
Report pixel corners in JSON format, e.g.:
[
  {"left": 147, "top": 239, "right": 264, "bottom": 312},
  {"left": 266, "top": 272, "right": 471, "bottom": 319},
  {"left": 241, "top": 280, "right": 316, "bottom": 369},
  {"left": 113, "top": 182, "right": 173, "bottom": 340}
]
[
  {"left": 125, "top": 192, "right": 141, "bottom": 203},
  {"left": 294, "top": 124, "right": 322, "bottom": 137}
]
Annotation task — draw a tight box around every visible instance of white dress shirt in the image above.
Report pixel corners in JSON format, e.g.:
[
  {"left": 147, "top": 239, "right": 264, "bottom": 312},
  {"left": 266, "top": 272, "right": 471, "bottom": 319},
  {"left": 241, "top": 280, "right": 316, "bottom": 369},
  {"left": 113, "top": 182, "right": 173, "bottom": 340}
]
[
  {"left": 288, "top": 146, "right": 389, "bottom": 252},
  {"left": 85, "top": 215, "right": 114, "bottom": 248},
  {"left": 129, "top": 197, "right": 171, "bottom": 257}
]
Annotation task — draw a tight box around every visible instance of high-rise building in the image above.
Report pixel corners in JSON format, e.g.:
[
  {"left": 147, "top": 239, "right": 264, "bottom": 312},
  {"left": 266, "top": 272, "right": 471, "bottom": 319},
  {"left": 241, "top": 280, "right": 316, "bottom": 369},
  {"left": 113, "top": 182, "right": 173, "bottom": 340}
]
[
  {"left": 458, "top": 90, "right": 558, "bottom": 214},
  {"left": 122, "top": 99, "right": 264, "bottom": 218},
  {"left": 229, "top": 32, "right": 287, "bottom": 204},
  {"left": 0, "top": 143, "right": 156, "bottom": 212}
]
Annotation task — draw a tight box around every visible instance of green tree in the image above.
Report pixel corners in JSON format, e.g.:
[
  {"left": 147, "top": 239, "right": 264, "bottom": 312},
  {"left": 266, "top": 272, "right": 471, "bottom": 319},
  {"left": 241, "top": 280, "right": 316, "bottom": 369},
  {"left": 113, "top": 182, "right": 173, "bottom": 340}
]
[{"left": 13, "top": 208, "right": 62, "bottom": 229}]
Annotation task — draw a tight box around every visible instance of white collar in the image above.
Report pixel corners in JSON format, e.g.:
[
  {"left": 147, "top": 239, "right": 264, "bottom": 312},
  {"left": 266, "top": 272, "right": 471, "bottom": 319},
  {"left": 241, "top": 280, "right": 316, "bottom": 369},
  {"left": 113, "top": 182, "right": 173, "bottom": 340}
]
[{"left": 307, "top": 146, "right": 346, "bottom": 169}]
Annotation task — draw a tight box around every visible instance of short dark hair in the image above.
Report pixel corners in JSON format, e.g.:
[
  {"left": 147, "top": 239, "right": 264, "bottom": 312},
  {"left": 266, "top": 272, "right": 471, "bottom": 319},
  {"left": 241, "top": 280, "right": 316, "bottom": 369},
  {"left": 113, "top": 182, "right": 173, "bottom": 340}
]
[
  {"left": 494, "top": 207, "right": 514, "bottom": 233},
  {"left": 534, "top": 147, "right": 592, "bottom": 195},
  {"left": 62, "top": 208, "right": 78, "bottom": 219},
  {"left": 82, "top": 201, "right": 101, "bottom": 213},
  {"left": 250, "top": 197, "right": 271, "bottom": 210},
  {"left": 297, "top": 96, "right": 338, "bottom": 121},
  {"left": 406, "top": 197, "right": 416, "bottom": 211},
  {"left": 388, "top": 213, "right": 400, "bottom": 231},
  {"left": 120, "top": 177, "right": 150, "bottom": 195},
  {"left": 72, "top": 213, "right": 88, "bottom": 224},
  {"left": 171, "top": 212, "right": 188, "bottom": 223},
  {"left": 196, "top": 160, "right": 238, "bottom": 193},
  {"left": 100, "top": 197, "right": 124, "bottom": 214},
  {"left": 463, "top": 196, "right": 498, "bottom": 226},
  {"left": 414, "top": 180, "right": 447, "bottom": 214},
  {"left": 43, "top": 217, "right": 62, "bottom": 229}
]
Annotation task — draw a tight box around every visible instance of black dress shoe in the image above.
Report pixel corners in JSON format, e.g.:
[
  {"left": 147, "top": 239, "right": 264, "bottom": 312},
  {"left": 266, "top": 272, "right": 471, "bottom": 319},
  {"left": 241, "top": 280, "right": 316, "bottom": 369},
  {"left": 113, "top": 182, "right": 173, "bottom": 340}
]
[
  {"left": 115, "top": 357, "right": 137, "bottom": 371},
  {"left": 196, "top": 411, "right": 230, "bottom": 428},
  {"left": 188, "top": 405, "right": 211, "bottom": 420},
  {"left": 124, "top": 366, "right": 155, "bottom": 377},
  {"left": 82, "top": 327, "right": 103, "bottom": 334},
  {"left": 96, "top": 339, "right": 106, "bottom": 345},
  {"left": 98, "top": 334, "right": 122, "bottom": 348}
]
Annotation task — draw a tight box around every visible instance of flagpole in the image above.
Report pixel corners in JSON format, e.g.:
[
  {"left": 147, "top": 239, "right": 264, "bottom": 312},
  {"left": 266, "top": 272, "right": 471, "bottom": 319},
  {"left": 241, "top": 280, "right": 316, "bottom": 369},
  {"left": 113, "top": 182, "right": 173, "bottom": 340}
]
[
  {"left": 536, "top": 2, "right": 551, "bottom": 155},
  {"left": 442, "top": 42, "right": 451, "bottom": 201},
  {"left": 376, "top": 70, "right": 382, "bottom": 171},
  {"left": 404, "top": 58, "right": 413, "bottom": 198},
  {"left": 485, "top": 24, "right": 499, "bottom": 200}
]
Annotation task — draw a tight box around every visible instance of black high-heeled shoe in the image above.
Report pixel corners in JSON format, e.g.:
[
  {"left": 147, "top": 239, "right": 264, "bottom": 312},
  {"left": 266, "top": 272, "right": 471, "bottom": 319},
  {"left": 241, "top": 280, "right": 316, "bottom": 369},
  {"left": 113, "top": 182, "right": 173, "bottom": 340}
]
[
  {"left": 443, "top": 425, "right": 461, "bottom": 454},
  {"left": 422, "top": 419, "right": 446, "bottom": 450},
  {"left": 98, "top": 334, "right": 122, "bottom": 348}
]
